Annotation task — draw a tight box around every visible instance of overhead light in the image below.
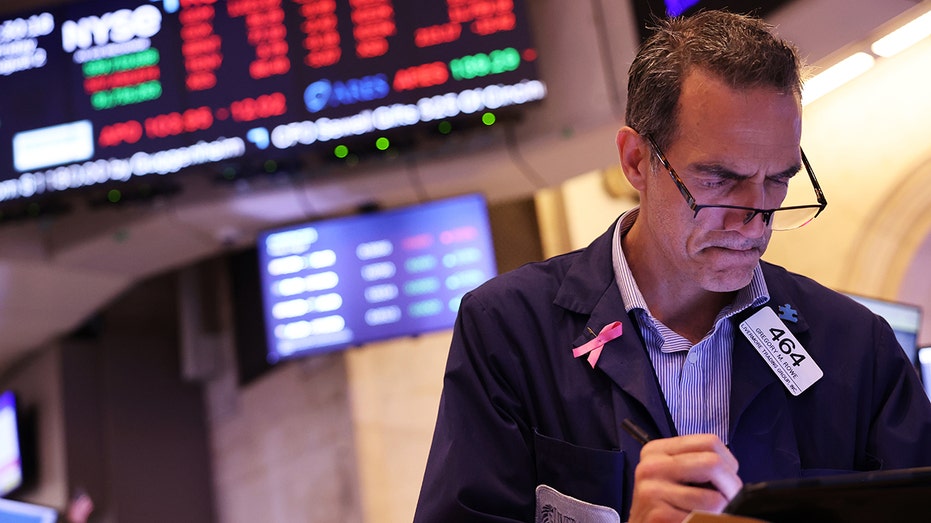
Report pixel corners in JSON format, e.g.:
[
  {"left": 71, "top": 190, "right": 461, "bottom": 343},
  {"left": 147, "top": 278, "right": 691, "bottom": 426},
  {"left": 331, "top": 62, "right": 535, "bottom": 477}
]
[
  {"left": 802, "top": 52, "right": 875, "bottom": 106},
  {"left": 871, "top": 9, "right": 931, "bottom": 58},
  {"left": 801, "top": 5, "right": 931, "bottom": 106}
]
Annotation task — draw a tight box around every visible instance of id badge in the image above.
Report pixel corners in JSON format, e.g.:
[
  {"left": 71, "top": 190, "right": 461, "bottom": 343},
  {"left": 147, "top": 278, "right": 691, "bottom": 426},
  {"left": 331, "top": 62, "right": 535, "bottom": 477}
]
[{"left": 739, "top": 307, "right": 823, "bottom": 396}]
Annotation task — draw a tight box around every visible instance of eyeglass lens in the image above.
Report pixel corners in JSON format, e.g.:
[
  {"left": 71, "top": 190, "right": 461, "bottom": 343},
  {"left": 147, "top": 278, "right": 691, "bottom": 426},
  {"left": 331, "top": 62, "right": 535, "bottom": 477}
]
[{"left": 697, "top": 205, "right": 821, "bottom": 231}]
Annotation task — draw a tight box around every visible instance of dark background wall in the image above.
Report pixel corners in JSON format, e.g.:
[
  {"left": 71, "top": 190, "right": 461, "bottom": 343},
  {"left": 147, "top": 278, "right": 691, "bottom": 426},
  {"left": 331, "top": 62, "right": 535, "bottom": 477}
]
[{"left": 60, "top": 274, "right": 217, "bottom": 523}]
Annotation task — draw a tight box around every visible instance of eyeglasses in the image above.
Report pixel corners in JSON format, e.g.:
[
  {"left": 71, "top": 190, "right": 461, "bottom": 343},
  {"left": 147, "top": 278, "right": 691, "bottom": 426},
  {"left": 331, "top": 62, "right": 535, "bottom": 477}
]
[{"left": 644, "top": 135, "right": 827, "bottom": 231}]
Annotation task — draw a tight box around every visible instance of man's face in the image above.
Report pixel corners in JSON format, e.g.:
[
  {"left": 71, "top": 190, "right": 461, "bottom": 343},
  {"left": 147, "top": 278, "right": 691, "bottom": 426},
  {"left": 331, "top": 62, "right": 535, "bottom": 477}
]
[{"left": 639, "top": 68, "right": 803, "bottom": 293}]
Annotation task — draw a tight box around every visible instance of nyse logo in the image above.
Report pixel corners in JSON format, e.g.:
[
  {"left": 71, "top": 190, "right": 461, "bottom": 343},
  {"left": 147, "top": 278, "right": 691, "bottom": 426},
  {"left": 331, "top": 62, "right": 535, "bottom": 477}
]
[{"left": 62, "top": 4, "right": 162, "bottom": 52}]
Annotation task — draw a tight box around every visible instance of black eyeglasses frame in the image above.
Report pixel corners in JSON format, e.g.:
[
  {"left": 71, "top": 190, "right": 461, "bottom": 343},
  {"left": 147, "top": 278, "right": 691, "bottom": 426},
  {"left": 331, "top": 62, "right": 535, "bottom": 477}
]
[{"left": 643, "top": 134, "right": 827, "bottom": 230}]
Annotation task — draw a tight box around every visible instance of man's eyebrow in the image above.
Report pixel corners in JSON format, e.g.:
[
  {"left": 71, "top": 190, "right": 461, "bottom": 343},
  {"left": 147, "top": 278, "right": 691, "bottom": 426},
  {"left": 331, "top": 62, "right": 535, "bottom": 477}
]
[{"left": 690, "top": 162, "right": 802, "bottom": 179}]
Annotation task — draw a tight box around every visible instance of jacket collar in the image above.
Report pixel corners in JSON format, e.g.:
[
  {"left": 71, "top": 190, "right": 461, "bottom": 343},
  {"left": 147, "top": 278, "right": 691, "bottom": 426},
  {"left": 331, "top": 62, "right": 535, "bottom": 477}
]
[
  {"left": 554, "top": 222, "right": 814, "bottom": 439},
  {"left": 556, "top": 221, "right": 675, "bottom": 437},
  {"left": 553, "top": 221, "right": 619, "bottom": 316}
]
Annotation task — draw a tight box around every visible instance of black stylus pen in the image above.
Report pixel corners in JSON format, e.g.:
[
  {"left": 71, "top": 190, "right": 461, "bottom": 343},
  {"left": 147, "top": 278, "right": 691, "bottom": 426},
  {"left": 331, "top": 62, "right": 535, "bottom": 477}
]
[{"left": 621, "top": 418, "right": 653, "bottom": 445}]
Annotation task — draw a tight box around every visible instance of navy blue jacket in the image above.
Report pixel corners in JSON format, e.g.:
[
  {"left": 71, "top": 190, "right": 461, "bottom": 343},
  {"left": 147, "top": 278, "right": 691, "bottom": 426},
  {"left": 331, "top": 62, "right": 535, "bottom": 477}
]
[{"left": 414, "top": 224, "right": 931, "bottom": 522}]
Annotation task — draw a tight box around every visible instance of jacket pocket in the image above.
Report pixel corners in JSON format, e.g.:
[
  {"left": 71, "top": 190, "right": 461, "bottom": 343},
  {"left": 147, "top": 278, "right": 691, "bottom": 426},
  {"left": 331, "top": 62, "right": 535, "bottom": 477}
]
[{"left": 533, "top": 430, "right": 627, "bottom": 513}]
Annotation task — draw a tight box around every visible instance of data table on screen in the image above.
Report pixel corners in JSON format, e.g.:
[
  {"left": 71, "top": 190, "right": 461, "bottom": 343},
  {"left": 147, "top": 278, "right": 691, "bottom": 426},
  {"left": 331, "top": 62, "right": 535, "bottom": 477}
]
[{"left": 257, "top": 193, "right": 497, "bottom": 361}]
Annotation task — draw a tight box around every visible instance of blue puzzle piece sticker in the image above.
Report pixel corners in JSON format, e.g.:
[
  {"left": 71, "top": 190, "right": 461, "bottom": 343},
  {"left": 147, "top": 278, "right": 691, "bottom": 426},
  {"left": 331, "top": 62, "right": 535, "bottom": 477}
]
[{"left": 777, "top": 303, "right": 798, "bottom": 323}]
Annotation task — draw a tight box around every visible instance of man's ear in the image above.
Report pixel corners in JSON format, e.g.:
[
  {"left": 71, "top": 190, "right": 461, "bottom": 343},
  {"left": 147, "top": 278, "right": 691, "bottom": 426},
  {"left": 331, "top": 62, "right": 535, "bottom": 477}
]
[{"left": 616, "top": 127, "right": 649, "bottom": 191}]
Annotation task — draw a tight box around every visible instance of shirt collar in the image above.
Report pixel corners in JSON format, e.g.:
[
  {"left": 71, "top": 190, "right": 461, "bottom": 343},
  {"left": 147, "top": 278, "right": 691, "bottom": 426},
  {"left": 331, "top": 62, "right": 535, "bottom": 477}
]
[{"left": 611, "top": 207, "right": 770, "bottom": 319}]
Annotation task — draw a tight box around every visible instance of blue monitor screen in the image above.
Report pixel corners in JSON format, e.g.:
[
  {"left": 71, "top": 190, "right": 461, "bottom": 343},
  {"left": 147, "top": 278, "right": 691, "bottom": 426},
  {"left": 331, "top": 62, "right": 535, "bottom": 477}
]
[
  {"left": 0, "top": 498, "right": 57, "bottom": 523},
  {"left": 919, "top": 347, "right": 931, "bottom": 400},
  {"left": 0, "top": 390, "right": 23, "bottom": 498},
  {"left": 846, "top": 293, "right": 922, "bottom": 365},
  {"left": 257, "top": 193, "right": 497, "bottom": 362}
]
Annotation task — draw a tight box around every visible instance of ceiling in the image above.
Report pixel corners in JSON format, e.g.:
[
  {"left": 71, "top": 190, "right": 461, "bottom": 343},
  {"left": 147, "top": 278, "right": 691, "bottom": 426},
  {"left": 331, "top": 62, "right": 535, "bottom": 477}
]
[{"left": 0, "top": 0, "right": 925, "bottom": 374}]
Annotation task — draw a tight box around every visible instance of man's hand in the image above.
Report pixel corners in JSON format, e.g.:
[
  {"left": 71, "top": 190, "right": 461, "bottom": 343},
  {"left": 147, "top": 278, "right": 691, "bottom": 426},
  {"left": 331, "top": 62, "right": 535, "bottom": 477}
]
[{"left": 627, "top": 434, "right": 742, "bottom": 523}]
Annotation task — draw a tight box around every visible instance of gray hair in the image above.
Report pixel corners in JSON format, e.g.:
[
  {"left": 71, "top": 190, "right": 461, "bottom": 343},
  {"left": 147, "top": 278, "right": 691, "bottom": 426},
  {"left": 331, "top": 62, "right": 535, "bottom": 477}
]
[{"left": 626, "top": 10, "right": 804, "bottom": 149}]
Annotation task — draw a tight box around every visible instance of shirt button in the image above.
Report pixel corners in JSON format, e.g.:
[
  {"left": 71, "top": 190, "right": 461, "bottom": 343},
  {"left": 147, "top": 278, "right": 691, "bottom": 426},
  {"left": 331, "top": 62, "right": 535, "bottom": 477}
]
[{"left": 687, "top": 351, "right": 699, "bottom": 363}]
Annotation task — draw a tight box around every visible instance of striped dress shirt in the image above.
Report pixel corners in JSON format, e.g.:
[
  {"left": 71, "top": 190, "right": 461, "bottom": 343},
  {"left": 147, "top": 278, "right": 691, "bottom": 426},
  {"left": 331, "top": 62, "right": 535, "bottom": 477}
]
[{"left": 611, "top": 209, "right": 769, "bottom": 443}]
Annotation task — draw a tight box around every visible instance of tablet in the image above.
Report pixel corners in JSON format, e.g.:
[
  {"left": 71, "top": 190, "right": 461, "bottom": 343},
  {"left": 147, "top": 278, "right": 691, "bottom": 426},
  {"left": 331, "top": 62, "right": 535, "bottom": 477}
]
[{"left": 724, "top": 466, "right": 931, "bottom": 523}]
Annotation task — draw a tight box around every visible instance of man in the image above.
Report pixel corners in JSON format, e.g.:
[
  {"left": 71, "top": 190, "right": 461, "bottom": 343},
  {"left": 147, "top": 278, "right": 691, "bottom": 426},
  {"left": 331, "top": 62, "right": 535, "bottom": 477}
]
[{"left": 414, "top": 10, "right": 931, "bottom": 523}]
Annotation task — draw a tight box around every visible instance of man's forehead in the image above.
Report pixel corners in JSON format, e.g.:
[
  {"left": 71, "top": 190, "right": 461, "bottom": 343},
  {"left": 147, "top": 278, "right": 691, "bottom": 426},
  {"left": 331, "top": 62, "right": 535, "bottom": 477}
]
[{"left": 671, "top": 70, "right": 802, "bottom": 151}]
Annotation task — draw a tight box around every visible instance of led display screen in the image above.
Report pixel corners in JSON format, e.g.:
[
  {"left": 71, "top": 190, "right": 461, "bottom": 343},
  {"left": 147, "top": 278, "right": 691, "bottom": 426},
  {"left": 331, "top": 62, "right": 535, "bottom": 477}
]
[
  {"left": 0, "top": 497, "right": 57, "bottom": 523},
  {"left": 847, "top": 293, "right": 922, "bottom": 365},
  {"left": 0, "top": 390, "right": 23, "bottom": 498},
  {"left": 631, "top": 0, "right": 796, "bottom": 40},
  {"left": 0, "top": 0, "right": 545, "bottom": 203},
  {"left": 920, "top": 347, "right": 931, "bottom": 400},
  {"left": 257, "top": 193, "right": 497, "bottom": 361}
]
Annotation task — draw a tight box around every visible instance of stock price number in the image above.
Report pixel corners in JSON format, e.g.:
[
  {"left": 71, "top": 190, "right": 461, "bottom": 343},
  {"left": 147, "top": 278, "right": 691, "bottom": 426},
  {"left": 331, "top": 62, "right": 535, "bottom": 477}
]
[
  {"left": 229, "top": 92, "right": 287, "bottom": 122},
  {"left": 448, "top": 47, "right": 520, "bottom": 81},
  {"left": 97, "top": 106, "right": 213, "bottom": 147},
  {"left": 145, "top": 106, "right": 214, "bottom": 139}
]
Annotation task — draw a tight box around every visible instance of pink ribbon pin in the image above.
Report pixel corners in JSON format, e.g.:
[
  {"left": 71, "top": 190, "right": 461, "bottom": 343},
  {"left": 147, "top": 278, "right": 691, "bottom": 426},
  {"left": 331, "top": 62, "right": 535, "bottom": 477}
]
[{"left": 572, "top": 321, "right": 624, "bottom": 368}]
